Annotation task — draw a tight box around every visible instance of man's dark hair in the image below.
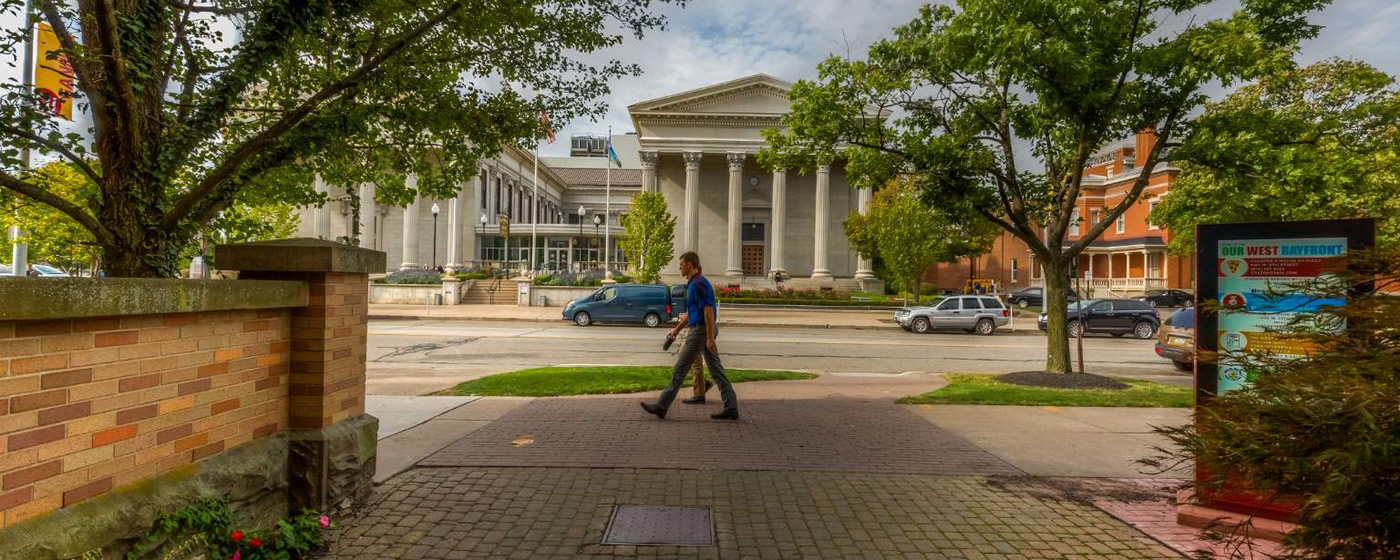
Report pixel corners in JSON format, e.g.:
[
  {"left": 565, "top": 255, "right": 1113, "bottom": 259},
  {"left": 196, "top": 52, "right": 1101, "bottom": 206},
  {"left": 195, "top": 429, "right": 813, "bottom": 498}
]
[{"left": 680, "top": 251, "right": 701, "bottom": 272}]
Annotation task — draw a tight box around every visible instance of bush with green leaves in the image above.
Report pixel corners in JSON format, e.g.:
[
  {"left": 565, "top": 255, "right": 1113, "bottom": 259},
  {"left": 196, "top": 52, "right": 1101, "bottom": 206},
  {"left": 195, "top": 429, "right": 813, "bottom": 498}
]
[
  {"left": 376, "top": 269, "right": 442, "bottom": 285},
  {"left": 1145, "top": 249, "right": 1400, "bottom": 559},
  {"left": 124, "top": 496, "right": 332, "bottom": 560}
]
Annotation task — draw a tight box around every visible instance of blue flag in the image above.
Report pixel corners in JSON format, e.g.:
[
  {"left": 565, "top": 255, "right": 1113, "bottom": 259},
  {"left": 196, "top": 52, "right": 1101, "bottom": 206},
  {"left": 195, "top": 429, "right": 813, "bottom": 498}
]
[{"left": 606, "top": 142, "right": 623, "bottom": 169}]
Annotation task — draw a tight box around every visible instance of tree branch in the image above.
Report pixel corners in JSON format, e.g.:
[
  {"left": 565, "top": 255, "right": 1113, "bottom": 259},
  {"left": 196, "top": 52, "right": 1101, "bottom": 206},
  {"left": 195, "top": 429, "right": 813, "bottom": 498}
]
[
  {"left": 163, "top": 1, "right": 468, "bottom": 230},
  {"left": 0, "top": 125, "right": 103, "bottom": 185},
  {"left": 0, "top": 169, "right": 113, "bottom": 246}
]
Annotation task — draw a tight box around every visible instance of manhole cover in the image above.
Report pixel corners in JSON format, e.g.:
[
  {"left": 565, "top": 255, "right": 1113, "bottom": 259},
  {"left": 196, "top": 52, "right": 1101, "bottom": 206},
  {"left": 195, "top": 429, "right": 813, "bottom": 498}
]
[{"left": 602, "top": 505, "right": 714, "bottom": 546}]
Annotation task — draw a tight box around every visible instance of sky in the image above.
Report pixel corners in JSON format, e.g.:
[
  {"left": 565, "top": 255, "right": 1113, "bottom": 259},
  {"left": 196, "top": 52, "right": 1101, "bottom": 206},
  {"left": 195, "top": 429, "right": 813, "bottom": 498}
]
[{"left": 2, "top": 1, "right": 1397, "bottom": 158}]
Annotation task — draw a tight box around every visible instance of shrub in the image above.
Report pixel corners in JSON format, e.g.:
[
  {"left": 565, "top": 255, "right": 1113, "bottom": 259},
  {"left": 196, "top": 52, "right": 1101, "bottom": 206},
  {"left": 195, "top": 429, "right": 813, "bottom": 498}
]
[
  {"left": 377, "top": 268, "right": 442, "bottom": 285},
  {"left": 1144, "top": 249, "right": 1400, "bottom": 559},
  {"left": 124, "top": 496, "right": 334, "bottom": 560}
]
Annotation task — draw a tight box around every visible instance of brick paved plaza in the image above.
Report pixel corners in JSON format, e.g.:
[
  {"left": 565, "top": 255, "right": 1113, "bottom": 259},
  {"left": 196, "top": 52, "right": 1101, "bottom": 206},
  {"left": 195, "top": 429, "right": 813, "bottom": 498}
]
[{"left": 322, "top": 397, "right": 1183, "bottom": 559}]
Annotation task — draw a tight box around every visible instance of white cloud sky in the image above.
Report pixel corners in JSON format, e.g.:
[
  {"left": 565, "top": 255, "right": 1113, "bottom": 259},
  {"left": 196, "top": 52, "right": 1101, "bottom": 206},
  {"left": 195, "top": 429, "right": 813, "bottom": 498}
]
[{"left": 3, "top": 1, "right": 1397, "bottom": 159}]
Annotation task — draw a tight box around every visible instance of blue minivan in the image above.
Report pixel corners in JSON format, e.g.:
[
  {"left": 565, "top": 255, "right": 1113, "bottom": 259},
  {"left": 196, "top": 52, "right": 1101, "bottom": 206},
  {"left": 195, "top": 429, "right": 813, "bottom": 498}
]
[{"left": 563, "top": 284, "right": 676, "bottom": 327}]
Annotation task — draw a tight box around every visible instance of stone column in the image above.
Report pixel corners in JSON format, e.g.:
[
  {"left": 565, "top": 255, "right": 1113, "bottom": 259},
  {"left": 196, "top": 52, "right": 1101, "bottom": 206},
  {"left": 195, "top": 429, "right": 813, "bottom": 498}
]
[
  {"left": 683, "top": 152, "right": 702, "bottom": 252},
  {"left": 811, "top": 162, "right": 832, "bottom": 279},
  {"left": 855, "top": 186, "right": 875, "bottom": 280},
  {"left": 313, "top": 176, "right": 333, "bottom": 239},
  {"left": 217, "top": 239, "right": 385, "bottom": 513},
  {"left": 357, "top": 182, "right": 376, "bottom": 250},
  {"left": 640, "top": 151, "right": 659, "bottom": 193},
  {"left": 770, "top": 168, "right": 787, "bottom": 278},
  {"left": 465, "top": 175, "right": 480, "bottom": 268},
  {"left": 725, "top": 152, "right": 745, "bottom": 279},
  {"left": 400, "top": 178, "right": 421, "bottom": 270},
  {"left": 445, "top": 195, "right": 463, "bottom": 271}
]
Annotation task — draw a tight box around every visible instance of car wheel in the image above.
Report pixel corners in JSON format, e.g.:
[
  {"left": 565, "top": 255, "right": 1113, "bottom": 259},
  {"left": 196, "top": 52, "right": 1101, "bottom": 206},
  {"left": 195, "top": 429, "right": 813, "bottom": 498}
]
[
  {"left": 1173, "top": 360, "right": 1193, "bottom": 372},
  {"left": 644, "top": 313, "right": 661, "bottom": 328},
  {"left": 911, "top": 317, "right": 931, "bottom": 334},
  {"left": 1134, "top": 321, "right": 1157, "bottom": 339},
  {"left": 1016, "top": 298, "right": 1029, "bottom": 309},
  {"left": 975, "top": 318, "right": 995, "bottom": 336},
  {"left": 1067, "top": 320, "right": 1083, "bottom": 338},
  {"left": 574, "top": 312, "right": 592, "bottom": 327}
]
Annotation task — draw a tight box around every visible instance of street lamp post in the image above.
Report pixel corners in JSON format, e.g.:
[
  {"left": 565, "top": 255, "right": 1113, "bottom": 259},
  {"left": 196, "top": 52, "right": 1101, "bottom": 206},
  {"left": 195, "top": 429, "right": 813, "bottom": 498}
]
[
  {"left": 479, "top": 213, "right": 487, "bottom": 266},
  {"left": 592, "top": 214, "right": 602, "bottom": 271},
  {"left": 430, "top": 203, "right": 440, "bottom": 269}
]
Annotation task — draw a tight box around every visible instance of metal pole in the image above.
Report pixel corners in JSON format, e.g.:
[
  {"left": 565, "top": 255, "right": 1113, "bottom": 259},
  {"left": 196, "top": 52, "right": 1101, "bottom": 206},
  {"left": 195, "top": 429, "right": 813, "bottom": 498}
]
[
  {"left": 604, "top": 126, "right": 611, "bottom": 275},
  {"left": 432, "top": 213, "right": 438, "bottom": 269},
  {"left": 11, "top": 1, "right": 37, "bottom": 276},
  {"left": 531, "top": 147, "right": 538, "bottom": 274}
]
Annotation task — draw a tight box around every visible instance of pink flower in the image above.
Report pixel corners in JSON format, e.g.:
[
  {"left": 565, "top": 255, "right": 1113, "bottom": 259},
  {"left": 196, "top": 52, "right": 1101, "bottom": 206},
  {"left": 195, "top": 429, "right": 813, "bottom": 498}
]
[
  {"left": 227, "top": 552, "right": 240, "bottom": 560},
  {"left": 319, "top": 515, "right": 330, "bottom": 528}
]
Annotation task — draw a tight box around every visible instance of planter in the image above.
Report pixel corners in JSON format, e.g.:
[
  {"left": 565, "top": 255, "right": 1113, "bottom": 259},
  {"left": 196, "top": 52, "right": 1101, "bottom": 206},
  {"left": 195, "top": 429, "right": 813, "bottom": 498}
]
[
  {"left": 370, "top": 283, "right": 447, "bottom": 305},
  {"left": 527, "top": 285, "right": 602, "bottom": 307}
]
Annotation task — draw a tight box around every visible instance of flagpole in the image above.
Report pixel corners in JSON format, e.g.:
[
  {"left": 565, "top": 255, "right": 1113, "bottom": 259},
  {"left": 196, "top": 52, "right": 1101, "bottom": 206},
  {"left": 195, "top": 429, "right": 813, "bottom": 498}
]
[
  {"left": 605, "top": 126, "right": 612, "bottom": 276},
  {"left": 531, "top": 145, "right": 538, "bottom": 275},
  {"left": 12, "top": 0, "right": 37, "bottom": 276}
]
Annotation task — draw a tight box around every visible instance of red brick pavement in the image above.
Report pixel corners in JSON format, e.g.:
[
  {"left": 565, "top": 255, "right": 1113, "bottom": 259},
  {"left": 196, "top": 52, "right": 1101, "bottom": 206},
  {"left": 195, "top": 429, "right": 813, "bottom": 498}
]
[{"left": 418, "top": 397, "right": 1024, "bottom": 476}]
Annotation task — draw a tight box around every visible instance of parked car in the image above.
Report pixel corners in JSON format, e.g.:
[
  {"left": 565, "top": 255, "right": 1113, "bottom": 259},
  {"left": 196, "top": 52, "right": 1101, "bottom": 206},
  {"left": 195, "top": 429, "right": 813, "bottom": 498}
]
[
  {"left": 29, "top": 264, "right": 69, "bottom": 277},
  {"left": 563, "top": 284, "right": 675, "bottom": 327},
  {"left": 1037, "top": 298, "right": 1160, "bottom": 339},
  {"left": 1007, "top": 287, "right": 1080, "bottom": 309},
  {"left": 1134, "top": 289, "right": 1194, "bottom": 308},
  {"left": 895, "top": 295, "right": 1010, "bottom": 335},
  {"left": 1155, "top": 306, "right": 1196, "bottom": 371}
]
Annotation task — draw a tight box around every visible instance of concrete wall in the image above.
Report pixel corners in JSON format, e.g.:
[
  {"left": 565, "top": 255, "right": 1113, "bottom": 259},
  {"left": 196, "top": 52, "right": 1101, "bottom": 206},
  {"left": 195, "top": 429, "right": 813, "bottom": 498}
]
[
  {"left": 369, "top": 283, "right": 445, "bottom": 305},
  {"left": 529, "top": 285, "right": 601, "bottom": 307}
]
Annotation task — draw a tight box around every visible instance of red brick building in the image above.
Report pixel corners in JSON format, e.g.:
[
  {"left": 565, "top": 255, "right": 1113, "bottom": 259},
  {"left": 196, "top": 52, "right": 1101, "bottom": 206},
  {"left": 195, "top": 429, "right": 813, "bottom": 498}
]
[{"left": 925, "top": 131, "right": 1195, "bottom": 296}]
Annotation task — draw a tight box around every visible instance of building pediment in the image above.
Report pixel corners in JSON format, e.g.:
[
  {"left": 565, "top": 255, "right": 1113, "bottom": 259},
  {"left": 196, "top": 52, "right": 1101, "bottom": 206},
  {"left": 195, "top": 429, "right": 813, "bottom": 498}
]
[{"left": 629, "top": 74, "right": 795, "bottom": 117}]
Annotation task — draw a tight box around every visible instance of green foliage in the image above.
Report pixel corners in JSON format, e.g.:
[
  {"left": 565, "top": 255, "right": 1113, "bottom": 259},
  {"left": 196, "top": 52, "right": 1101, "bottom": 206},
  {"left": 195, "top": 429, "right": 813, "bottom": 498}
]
[
  {"left": 618, "top": 192, "right": 676, "bottom": 284},
  {"left": 1145, "top": 250, "right": 1400, "bottom": 559},
  {"left": 1152, "top": 59, "right": 1400, "bottom": 254},
  {"left": 532, "top": 270, "right": 617, "bottom": 286},
  {"left": 458, "top": 271, "right": 489, "bottom": 281},
  {"left": 125, "top": 497, "right": 332, "bottom": 560},
  {"left": 0, "top": 0, "right": 680, "bottom": 276},
  {"left": 439, "top": 366, "right": 816, "bottom": 397},
  {"left": 843, "top": 179, "right": 997, "bottom": 297},
  {"left": 0, "top": 161, "right": 98, "bottom": 273},
  {"left": 377, "top": 269, "right": 443, "bottom": 285},
  {"left": 757, "top": 0, "right": 1332, "bottom": 374},
  {"left": 898, "top": 374, "right": 1192, "bottom": 408}
]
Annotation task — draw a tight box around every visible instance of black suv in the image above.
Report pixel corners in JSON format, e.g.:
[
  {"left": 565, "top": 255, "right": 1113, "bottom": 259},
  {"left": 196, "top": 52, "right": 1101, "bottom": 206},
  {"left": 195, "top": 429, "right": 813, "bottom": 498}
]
[
  {"left": 1037, "top": 298, "right": 1161, "bottom": 339},
  {"left": 1134, "top": 289, "right": 1193, "bottom": 308}
]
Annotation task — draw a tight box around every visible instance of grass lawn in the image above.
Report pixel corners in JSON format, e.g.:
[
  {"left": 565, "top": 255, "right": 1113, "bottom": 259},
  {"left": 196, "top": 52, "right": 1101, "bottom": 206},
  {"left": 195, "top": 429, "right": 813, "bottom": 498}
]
[
  {"left": 897, "top": 373, "right": 1192, "bottom": 408},
  {"left": 439, "top": 366, "right": 817, "bottom": 397}
]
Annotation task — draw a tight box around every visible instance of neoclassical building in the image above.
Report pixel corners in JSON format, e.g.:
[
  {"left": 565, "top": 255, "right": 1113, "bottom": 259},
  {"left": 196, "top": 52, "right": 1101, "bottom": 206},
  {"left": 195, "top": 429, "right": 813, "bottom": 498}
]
[{"left": 297, "top": 74, "right": 879, "bottom": 291}]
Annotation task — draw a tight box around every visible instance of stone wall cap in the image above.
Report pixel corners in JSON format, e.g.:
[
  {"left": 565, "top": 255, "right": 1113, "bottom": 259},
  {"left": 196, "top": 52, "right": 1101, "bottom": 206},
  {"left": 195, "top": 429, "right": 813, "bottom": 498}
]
[
  {"left": 217, "top": 238, "right": 386, "bottom": 274},
  {"left": 0, "top": 277, "right": 308, "bottom": 321}
]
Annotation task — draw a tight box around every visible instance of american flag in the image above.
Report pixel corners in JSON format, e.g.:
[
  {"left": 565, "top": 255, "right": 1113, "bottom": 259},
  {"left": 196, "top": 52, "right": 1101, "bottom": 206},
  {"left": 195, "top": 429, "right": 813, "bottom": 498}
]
[{"left": 539, "top": 111, "right": 555, "bottom": 144}]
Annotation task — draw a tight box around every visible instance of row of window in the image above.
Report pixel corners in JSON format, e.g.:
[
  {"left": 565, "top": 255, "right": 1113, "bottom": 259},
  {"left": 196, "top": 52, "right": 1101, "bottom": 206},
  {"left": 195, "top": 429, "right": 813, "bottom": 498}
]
[
  {"left": 935, "top": 297, "right": 1007, "bottom": 311},
  {"left": 480, "top": 170, "right": 565, "bottom": 225},
  {"left": 1067, "top": 200, "right": 1159, "bottom": 237}
]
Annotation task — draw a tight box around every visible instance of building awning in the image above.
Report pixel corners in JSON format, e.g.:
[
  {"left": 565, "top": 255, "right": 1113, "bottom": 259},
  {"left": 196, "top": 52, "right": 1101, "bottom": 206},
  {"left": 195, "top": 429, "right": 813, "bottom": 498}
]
[{"left": 1062, "top": 236, "right": 1168, "bottom": 252}]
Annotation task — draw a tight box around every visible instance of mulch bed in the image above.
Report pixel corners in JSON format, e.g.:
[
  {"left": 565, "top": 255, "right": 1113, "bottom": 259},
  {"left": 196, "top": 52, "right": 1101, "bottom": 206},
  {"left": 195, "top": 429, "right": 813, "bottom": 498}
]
[{"left": 996, "top": 371, "right": 1130, "bottom": 390}]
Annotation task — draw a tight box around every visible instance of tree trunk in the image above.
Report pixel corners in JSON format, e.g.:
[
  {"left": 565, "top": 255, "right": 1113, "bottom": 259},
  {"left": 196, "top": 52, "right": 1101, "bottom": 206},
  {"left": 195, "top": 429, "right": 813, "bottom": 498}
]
[{"left": 1042, "top": 258, "right": 1073, "bottom": 374}]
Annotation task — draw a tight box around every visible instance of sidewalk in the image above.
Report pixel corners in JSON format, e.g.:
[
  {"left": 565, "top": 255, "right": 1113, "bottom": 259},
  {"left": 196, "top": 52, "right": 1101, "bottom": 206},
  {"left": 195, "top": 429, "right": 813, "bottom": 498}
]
[{"left": 368, "top": 303, "right": 1044, "bottom": 332}]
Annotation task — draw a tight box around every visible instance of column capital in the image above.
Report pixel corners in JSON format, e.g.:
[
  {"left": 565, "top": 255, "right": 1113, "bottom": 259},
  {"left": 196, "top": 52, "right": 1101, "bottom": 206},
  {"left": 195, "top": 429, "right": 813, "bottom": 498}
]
[
  {"left": 816, "top": 163, "right": 831, "bottom": 174},
  {"left": 726, "top": 152, "right": 746, "bottom": 171},
  {"left": 683, "top": 151, "right": 703, "bottom": 170},
  {"left": 639, "top": 151, "right": 659, "bottom": 169}
]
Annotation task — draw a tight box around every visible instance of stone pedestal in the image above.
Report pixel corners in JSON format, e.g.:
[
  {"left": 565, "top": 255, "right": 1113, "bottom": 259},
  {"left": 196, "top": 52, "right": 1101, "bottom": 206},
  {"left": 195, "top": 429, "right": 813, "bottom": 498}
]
[
  {"left": 217, "top": 238, "right": 386, "bottom": 513},
  {"left": 443, "top": 278, "right": 462, "bottom": 305}
]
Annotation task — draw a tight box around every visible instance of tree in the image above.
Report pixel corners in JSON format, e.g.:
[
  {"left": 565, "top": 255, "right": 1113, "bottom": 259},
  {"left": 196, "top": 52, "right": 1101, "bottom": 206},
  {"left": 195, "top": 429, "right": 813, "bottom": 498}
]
[
  {"left": 0, "top": 160, "right": 98, "bottom": 273},
  {"left": 844, "top": 179, "right": 997, "bottom": 299},
  {"left": 0, "top": 0, "right": 679, "bottom": 277},
  {"left": 758, "top": 0, "right": 1330, "bottom": 374},
  {"left": 618, "top": 191, "right": 675, "bottom": 284},
  {"left": 1152, "top": 59, "right": 1400, "bottom": 254}
]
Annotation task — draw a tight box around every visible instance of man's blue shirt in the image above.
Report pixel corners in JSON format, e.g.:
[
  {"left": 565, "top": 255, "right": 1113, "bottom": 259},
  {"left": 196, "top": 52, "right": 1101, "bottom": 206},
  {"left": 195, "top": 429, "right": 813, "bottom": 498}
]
[{"left": 686, "top": 275, "right": 718, "bottom": 326}]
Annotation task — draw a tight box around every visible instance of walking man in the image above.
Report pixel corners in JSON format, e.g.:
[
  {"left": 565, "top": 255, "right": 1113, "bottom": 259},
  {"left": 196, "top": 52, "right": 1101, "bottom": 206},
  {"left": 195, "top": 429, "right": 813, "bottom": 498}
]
[{"left": 641, "top": 252, "right": 738, "bottom": 420}]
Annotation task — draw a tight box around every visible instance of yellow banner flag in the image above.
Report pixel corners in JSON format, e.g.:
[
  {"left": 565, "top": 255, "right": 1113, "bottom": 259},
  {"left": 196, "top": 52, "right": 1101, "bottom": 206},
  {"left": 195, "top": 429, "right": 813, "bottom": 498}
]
[{"left": 34, "top": 22, "right": 74, "bottom": 121}]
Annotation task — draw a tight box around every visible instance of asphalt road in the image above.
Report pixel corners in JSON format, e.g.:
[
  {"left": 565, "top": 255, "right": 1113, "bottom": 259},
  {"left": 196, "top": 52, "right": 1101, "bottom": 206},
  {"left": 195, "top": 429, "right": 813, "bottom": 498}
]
[{"left": 366, "top": 319, "right": 1189, "bottom": 396}]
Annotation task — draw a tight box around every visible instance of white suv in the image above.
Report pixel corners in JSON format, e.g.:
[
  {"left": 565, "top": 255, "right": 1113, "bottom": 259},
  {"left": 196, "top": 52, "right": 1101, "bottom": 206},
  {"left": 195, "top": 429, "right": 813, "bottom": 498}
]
[{"left": 895, "top": 295, "right": 1011, "bottom": 335}]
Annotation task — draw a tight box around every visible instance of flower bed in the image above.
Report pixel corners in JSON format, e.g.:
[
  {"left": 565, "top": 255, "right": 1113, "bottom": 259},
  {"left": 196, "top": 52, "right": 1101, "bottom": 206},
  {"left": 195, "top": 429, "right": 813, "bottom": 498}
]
[
  {"left": 373, "top": 268, "right": 443, "bottom": 284},
  {"left": 533, "top": 270, "right": 631, "bottom": 286}
]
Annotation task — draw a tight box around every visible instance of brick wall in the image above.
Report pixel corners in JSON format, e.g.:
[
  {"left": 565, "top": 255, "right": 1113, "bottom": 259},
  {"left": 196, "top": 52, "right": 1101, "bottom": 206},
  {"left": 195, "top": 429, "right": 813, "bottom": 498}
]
[{"left": 0, "top": 309, "right": 292, "bottom": 528}]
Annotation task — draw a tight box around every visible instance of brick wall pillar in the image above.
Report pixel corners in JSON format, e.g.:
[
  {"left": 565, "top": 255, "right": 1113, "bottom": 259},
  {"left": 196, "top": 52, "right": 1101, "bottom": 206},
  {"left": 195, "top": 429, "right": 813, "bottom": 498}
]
[{"left": 217, "top": 238, "right": 386, "bottom": 512}]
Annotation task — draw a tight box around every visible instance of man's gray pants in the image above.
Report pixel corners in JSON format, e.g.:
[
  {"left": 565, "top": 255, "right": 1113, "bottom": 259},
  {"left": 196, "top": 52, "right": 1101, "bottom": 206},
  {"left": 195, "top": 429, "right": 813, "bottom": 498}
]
[{"left": 656, "top": 324, "right": 738, "bottom": 412}]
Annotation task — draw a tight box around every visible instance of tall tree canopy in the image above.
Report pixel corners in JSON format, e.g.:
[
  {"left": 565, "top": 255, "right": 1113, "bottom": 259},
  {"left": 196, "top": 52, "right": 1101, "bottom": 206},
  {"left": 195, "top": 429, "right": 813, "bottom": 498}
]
[
  {"left": 844, "top": 179, "right": 997, "bottom": 298},
  {"left": 0, "top": 0, "right": 680, "bottom": 277},
  {"left": 1152, "top": 59, "right": 1400, "bottom": 253},
  {"left": 758, "top": 0, "right": 1331, "bottom": 374}
]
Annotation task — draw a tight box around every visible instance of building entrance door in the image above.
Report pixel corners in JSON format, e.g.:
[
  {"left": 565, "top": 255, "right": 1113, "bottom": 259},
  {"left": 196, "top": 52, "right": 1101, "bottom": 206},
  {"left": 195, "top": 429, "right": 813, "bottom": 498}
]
[
  {"left": 742, "top": 245, "right": 765, "bottom": 277},
  {"left": 546, "top": 248, "right": 568, "bottom": 272}
]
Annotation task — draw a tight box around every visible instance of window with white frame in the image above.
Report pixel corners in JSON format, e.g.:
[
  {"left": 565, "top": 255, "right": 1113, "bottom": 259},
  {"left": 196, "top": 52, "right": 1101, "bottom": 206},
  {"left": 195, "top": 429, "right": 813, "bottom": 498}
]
[
  {"left": 1148, "top": 200, "right": 1160, "bottom": 230},
  {"left": 1011, "top": 259, "right": 1019, "bottom": 282},
  {"left": 1090, "top": 208, "right": 1101, "bottom": 229},
  {"left": 1116, "top": 214, "right": 1126, "bottom": 234},
  {"left": 1069, "top": 209, "right": 1081, "bottom": 236}
]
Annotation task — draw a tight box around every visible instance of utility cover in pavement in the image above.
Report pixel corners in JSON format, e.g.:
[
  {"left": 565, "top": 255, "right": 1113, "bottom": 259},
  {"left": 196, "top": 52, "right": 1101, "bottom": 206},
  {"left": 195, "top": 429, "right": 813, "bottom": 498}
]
[{"left": 602, "top": 506, "right": 714, "bottom": 546}]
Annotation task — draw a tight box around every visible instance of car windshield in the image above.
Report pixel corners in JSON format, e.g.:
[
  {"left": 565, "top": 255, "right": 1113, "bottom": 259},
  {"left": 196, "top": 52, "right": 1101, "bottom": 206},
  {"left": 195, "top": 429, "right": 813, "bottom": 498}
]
[{"left": 33, "top": 265, "right": 63, "bottom": 274}]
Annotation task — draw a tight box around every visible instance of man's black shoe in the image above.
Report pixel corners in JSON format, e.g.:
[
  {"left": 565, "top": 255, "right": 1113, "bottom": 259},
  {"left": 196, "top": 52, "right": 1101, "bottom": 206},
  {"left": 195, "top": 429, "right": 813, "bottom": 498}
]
[
  {"left": 640, "top": 402, "right": 667, "bottom": 419},
  {"left": 681, "top": 397, "right": 706, "bottom": 404},
  {"left": 710, "top": 409, "right": 739, "bottom": 420}
]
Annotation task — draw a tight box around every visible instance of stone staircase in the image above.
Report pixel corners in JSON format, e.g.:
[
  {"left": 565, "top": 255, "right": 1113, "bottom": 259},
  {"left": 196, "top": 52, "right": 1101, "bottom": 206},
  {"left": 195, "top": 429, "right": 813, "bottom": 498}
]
[{"left": 462, "top": 279, "right": 516, "bottom": 305}]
